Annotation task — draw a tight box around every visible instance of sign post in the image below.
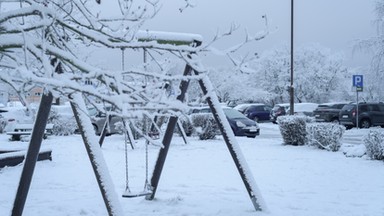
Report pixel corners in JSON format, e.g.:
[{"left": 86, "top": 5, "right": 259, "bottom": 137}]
[{"left": 352, "top": 75, "right": 363, "bottom": 128}]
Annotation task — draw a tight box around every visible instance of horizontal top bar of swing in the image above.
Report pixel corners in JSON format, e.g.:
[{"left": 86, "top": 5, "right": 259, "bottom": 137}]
[
  {"left": 136, "top": 30, "right": 203, "bottom": 46},
  {"left": 0, "top": 0, "right": 26, "bottom": 2}
]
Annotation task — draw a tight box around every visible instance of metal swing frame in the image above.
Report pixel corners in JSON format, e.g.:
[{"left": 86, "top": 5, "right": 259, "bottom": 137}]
[{"left": 10, "top": 31, "right": 265, "bottom": 216}]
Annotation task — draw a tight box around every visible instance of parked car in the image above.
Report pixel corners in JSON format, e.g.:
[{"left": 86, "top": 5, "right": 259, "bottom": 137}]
[
  {"left": 88, "top": 106, "right": 123, "bottom": 135},
  {"left": 0, "top": 106, "right": 36, "bottom": 133},
  {"left": 339, "top": 102, "right": 384, "bottom": 129},
  {"left": 313, "top": 102, "right": 352, "bottom": 123},
  {"left": 233, "top": 103, "right": 253, "bottom": 114},
  {"left": 270, "top": 103, "right": 290, "bottom": 124},
  {"left": 189, "top": 106, "right": 260, "bottom": 138},
  {"left": 243, "top": 104, "right": 272, "bottom": 122}
]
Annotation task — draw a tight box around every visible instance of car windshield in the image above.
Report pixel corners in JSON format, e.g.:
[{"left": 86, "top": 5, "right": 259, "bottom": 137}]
[
  {"left": 341, "top": 104, "right": 355, "bottom": 111},
  {"left": 87, "top": 107, "right": 98, "bottom": 116},
  {"left": 223, "top": 108, "right": 246, "bottom": 119},
  {"left": 317, "top": 104, "right": 331, "bottom": 109}
]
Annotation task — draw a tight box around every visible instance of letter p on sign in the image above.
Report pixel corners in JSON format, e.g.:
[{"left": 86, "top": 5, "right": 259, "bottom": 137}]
[{"left": 353, "top": 75, "right": 363, "bottom": 87}]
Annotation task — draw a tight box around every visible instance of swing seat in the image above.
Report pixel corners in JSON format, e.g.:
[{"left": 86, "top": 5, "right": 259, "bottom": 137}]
[
  {"left": 122, "top": 189, "right": 152, "bottom": 198},
  {"left": 148, "top": 131, "right": 160, "bottom": 139}
]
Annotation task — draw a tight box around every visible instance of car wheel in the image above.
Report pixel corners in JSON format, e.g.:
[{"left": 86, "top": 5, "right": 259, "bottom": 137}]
[
  {"left": 253, "top": 116, "right": 259, "bottom": 123},
  {"left": 92, "top": 124, "right": 99, "bottom": 135},
  {"left": 359, "top": 119, "right": 371, "bottom": 128},
  {"left": 331, "top": 119, "right": 339, "bottom": 124}
]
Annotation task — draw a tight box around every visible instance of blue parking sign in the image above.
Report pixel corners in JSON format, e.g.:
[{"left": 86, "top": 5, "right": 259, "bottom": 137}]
[{"left": 353, "top": 75, "right": 363, "bottom": 87}]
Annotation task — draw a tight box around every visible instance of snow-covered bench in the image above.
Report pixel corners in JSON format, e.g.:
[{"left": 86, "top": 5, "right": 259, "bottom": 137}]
[
  {"left": 6, "top": 123, "right": 54, "bottom": 141},
  {"left": 0, "top": 148, "right": 52, "bottom": 168}
]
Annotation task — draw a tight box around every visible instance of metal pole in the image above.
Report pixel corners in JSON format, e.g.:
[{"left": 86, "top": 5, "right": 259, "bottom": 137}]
[
  {"left": 12, "top": 92, "right": 53, "bottom": 216},
  {"left": 289, "top": 0, "right": 295, "bottom": 115},
  {"left": 356, "top": 90, "right": 359, "bottom": 128}
]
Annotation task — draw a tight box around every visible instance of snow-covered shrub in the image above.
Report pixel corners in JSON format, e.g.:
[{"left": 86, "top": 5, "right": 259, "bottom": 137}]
[
  {"left": 190, "top": 113, "right": 218, "bottom": 140},
  {"left": 363, "top": 129, "right": 384, "bottom": 160},
  {"left": 0, "top": 116, "right": 7, "bottom": 134},
  {"left": 48, "top": 108, "right": 77, "bottom": 136},
  {"left": 277, "top": 115, "right": 314, "bottom": 145},
  {"left": 307, "top": 123, "right": 345, "bottom": 151},
  {"left": 178, "top": 115, "right": 194, "bottom": 136},
  {"left": 129, "top": 118, "right": 148, "bottom": 139}
]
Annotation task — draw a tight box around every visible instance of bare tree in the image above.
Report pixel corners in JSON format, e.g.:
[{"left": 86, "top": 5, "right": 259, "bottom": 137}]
[
  {"left": 0, "top": 1, "right": 269, "bottom": 214},
  {"left": 250, "top": 44, "right": 348, "bottom": 104},
  {"left": 354, "top": 0, "right": 384, "bottom": 101}
]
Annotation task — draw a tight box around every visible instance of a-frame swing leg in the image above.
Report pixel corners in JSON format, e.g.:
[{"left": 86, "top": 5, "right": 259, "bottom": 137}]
[
  {"left": 146, "top": 60, "right": 266, "bottom": 211},
  {"left": 145, "top": 62, "right": 194, "bottom": 200},
  {"left": 123, "top": 119, "right": 136, "bottom": 149},
  {"left": 12, "top": 92, "right": 53, "bottom": 216},
  {"left": 195, "top": 76, "right": 266, "bottom": 211},
  {"left": 99, "top": 114, "right": 112, "bottom": 147},
  {"left": 176, "top": 119, "right": 188, "bottom": 145},
  {"left": 70, "top": 93, "right": 123, "bottom": 216}
]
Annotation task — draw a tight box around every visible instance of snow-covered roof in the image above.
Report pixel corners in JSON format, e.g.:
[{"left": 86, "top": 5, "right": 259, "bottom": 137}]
[{"left": 293, "top": 103, "right": 319, "bottom": 112}]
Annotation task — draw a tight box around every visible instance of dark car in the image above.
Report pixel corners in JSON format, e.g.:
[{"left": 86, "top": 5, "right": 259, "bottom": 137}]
[
  {"left": 270, "top": 103, "right": 290, "bottom": 124},
  {"left": 313, "top": 102, "right": 352, "bottom": 123},
  {"left": 339, "top": 102, "right": 384, "bottom": 129},
  {"left": 233, "top": 103, "right": 253, "bottom": 114},
  {"left": 243, "top": 104, "right": 272, "bottom": 122},
  {"left": 190, "top": 106, "right": 260, "bottom": 138}
]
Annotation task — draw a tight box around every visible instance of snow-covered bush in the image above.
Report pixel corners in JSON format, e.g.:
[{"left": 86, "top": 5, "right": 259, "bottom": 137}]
[
  {"left": 363, "top": 129, "right": 384, "bottom": 160},
  {"left": 179, "top": 115, "right": 194, "bottom": 137},
  {"left": 307, "top": 123, "right": 345, "bottom": 151},
  {"left": 277, "top": 115, "right": 314, "bottom": 145},
  {"left": 48, "top": 108, "right": 77, "bottom": 136},
  {"left": 0, "top": 116, "right": 7, "bottom": 134},
  {"left": 190, "top": 114, "right": 218, "bottom": 140}
]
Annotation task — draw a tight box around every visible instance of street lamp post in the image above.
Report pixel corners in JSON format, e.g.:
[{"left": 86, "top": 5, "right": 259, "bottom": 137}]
[{"left": 289, "top": 0, "right": 295, "bottom": 115}]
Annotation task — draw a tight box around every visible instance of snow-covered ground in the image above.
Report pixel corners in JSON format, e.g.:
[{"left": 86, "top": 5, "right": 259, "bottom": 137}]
[{"left": 1, "top": 123, "right": 383, "bottom": 216}]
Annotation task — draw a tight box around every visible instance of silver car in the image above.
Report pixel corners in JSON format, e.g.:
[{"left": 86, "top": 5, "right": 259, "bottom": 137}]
[{"left": 88, "top": 107, "right": 123, "bottom": 135}]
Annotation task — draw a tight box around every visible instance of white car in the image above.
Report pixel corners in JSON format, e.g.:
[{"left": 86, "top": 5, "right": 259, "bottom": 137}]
[
  {"left": 287, "top": 103, "right": 319, "bottom": 117},
  {"left": 0, "top": 106, "right": 35, "bottom": 133}
]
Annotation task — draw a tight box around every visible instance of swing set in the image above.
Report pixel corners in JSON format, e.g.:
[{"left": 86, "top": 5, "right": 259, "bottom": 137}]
[{"left": 9, "top": 30, "right": 266, "bottom": 215}]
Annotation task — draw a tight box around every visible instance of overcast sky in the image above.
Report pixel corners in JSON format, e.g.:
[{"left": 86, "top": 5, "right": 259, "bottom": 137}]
[
  {"left": 3, "top": 1, "right": 376, "bottom": 69},
  {"left": 139, "top": 0, "right": 377, "bottom": 68}
]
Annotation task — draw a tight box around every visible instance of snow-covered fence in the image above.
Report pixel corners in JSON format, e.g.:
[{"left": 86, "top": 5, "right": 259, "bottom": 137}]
[
  {"left": 306, "top": 123, "right": 345, "bottom": 151},
  {"left": 277, "top": 115, "right": 314, "bottom": 146},
  {"left": 363, "top": 129, "right": 384, "bottom": 160}
]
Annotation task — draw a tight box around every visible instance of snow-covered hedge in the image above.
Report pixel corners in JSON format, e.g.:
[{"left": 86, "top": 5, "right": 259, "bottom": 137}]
[
  {"left": 190, "top": 113, "right": 218, "bottom": 140},
  {"left": 277, "top": 115, "right": 314, "bottom": 145},
  {"left": 179, "top": 115, "right": 194, "bottom": 137},
  {"left": 48, "top": 109, "right": 77, "bottom": 136},
  {"left": 0, "top": 118, "right": 7, "bottom": 134},
  {"left": 307, "top": 123, "right": 345, "bottom": 151},
  {"left": 363, "top": 129, "right": 384, "bottom": 160}
]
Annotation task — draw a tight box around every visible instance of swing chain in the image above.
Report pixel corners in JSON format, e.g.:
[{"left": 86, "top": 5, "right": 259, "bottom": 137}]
[{"left": 124, "top": 126, "right": 130, "bottom": 192}]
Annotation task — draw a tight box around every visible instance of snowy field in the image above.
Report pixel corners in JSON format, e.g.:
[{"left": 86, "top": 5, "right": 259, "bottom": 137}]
[{"left": 0, "top": 123, "right": 384, "bottom": 216}]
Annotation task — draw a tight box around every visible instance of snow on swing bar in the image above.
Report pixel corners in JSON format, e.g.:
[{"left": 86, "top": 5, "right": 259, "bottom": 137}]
[{"left": 136, "top": 30, "right": 203, "bottom": 46}]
